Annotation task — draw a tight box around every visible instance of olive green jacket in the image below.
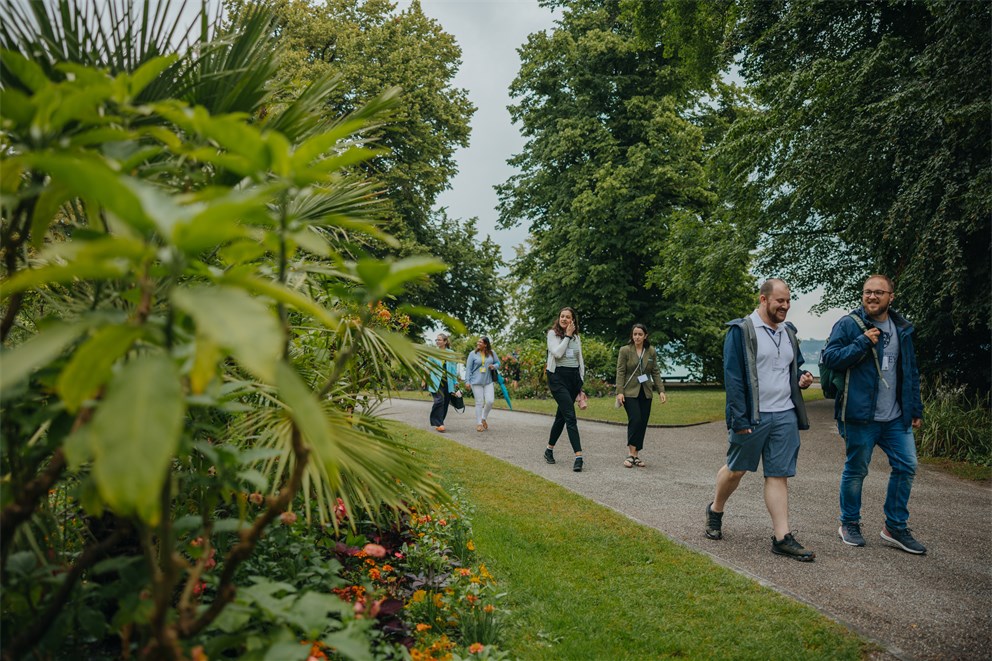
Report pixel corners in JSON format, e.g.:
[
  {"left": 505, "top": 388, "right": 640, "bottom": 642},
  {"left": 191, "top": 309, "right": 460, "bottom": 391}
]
[{"left": 615, "top": 345, "right": 665, "bottom": 398}]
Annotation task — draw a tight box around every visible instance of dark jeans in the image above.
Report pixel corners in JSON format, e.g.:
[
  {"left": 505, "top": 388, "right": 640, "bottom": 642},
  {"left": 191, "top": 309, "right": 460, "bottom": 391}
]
[
  {"left": 623, "top": 392, "right": 652, "bottom": 451},
  {"left": 547, "top": 367, "right": 582, "bottom": 453},
  {"left": 430, "top": 389, "right": 450, "bottom": 427}
]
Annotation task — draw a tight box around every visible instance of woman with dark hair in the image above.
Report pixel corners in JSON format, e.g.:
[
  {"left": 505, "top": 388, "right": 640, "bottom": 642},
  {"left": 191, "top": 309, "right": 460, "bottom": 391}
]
[
  {"left": 544, "top": 307, "right": 586, "bottom": 472},
  {"left": 615, "top": 323, "right": 667, "bottom": 467},
  {"left": 465, "top": 336, "right": 501, "bottom": 432},
  {"left": 425, "top": 333, "right": 458, "bottom": 432}
]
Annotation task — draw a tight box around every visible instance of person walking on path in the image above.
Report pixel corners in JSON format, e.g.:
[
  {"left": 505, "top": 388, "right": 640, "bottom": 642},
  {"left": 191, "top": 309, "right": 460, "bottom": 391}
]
[
  {"left": 465, "top": 336, "right": 501, "bottom": 433},
  {"left": 615, "top": 323, "right": 667, "bottom": 468},
  {"left": 705, "top": 279, "right": 816, "bottom": 561},
  {"left": 425, "top": 333, "right": 459, "bottom": 433},
  {"left": 821, "top": 275, "right": 927, "bottom": 554},
  {"left": 544, "top": 307, "right": 586, "bottom": 472}
]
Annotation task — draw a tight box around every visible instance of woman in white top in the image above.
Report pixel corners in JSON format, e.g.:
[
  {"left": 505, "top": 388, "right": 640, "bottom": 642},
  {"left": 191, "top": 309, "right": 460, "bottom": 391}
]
[
  {"left": 465, "top": 336, "right": 501, "bottom": 432},
  {"left": 544, "top": 307, "right": 586, "bottom": 472}
]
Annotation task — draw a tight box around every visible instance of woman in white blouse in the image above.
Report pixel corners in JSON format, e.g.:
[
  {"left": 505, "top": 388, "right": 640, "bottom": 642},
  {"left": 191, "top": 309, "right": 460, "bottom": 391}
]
[{"left": 543, "top": 307, "right": 586, "bottom": 472}]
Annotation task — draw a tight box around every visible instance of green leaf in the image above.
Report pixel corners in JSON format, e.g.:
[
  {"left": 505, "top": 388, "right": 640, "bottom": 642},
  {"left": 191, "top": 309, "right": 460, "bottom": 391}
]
[
  {"left": 56, "top": 325, "right": 145, "bottom": 413},
  {"left": 0, "top": 319, "right": 103, "bottom": 396},
  {"left": 322, "top": 620, "right": 376, "bottom": 661},
  {"left": 220, "top": 273, "right": 339, "bottom": 330},
  {"left": 0, "top": 261, "right": 132, "bottom": 300},
  {"left": 30, "top": 181, "right": 71, "bottom": 249},
  {"left": 87, "top": 353, "right": 184, "bottom": 525},
  {"left": 275, "top": 363, "right": 340, "bottom": 490},
  {"left": 126, "top": 55, "right": 178, "bottom": 99},
  {"left": 23, "top": 153, "right": 155, "bottom": 233},
  {"left": 171, "top": 286, "right": 283, "bottom": 382},
  {"left": 0, "top": 50, "right": 49, "bottom": 92},
  {"left": 0, "top": 87, "right": 35, "bottom": 127}
]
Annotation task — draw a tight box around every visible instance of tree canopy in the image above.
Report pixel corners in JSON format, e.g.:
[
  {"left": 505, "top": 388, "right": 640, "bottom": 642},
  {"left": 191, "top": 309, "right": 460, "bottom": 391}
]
[
  {"left": 719, "top": 0, "right": 991, "bottom": 391},
  {"left": 498, "top": 0, "right": 752, "bottom": 376},
  {"left": 228, "top": 0, "right": 507, "bottom": 330}
]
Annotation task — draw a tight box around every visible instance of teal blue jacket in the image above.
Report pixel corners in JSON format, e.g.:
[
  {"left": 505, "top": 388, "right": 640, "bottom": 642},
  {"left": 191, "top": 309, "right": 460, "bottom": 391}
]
[{"left": 427, "top": 353, "right": 458, "bottom": 393}]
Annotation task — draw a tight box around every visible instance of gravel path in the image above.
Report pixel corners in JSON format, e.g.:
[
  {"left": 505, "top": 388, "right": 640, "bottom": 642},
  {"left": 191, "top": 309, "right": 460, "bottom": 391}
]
[{"left": 381, "top": 397, "right": 992, "bottom": 660}]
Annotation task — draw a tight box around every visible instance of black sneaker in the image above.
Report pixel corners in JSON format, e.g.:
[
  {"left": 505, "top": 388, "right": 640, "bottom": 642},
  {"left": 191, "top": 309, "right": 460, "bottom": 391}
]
[
  {"left": 839, "top": 522, "right": 866, "bottom": 547},
  {"left": 705, "top": 502, "right": 723, "bottom": 540},
  {"left": 771, "top": 533, "right": 815, "bottom": 562},
  {"left": 880, "top": 526, "right": 927, "bottom": 555},
  {"left": 573, "top": 456, "right": 583, "bottom": 472},
  {"left": 544, "top": 448, "right": 555, "bottom": 464}
]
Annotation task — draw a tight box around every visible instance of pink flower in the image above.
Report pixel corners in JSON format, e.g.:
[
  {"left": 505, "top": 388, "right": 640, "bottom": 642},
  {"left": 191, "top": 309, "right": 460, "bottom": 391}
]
[
  {"left": 334, "top": 497, "right": 348, "bottom": 522},
  {"left": 393, "top": 551, "right": 405, "bottom": 559},
  {"left": 280, "top": 511, "right": 297, "bottom": 525},
  {"left": 249, "top": 492, "right": 264, "bottom": 505},
  {"left": 363, "top": 543, "right": 387, "bottom": 558}
]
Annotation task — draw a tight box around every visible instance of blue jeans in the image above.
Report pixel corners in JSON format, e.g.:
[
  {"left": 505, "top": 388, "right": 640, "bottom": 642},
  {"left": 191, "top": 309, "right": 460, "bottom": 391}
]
[{"left": 838, "top": 419, "right": 917, "bottom": 531}]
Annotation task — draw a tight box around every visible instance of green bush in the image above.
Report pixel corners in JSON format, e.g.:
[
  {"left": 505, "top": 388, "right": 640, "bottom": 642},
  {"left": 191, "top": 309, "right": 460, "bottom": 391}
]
[{"left": 918, "top": 380, "right": 992, "bottom": 465}]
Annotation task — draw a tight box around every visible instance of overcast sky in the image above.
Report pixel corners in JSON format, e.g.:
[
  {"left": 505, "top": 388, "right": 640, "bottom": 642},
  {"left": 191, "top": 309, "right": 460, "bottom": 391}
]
[{"left": 399, "top": 0, "right": 844, "bottom": 338}]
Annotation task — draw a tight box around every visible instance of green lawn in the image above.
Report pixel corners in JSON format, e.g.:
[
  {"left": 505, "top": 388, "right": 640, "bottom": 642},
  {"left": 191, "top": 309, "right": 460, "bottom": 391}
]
[
  {"left": 394, "top": 422, "right": 869, "bottom": 660},
  {"left": 395, "top": 387, "right": 824, "bottom": 427}
]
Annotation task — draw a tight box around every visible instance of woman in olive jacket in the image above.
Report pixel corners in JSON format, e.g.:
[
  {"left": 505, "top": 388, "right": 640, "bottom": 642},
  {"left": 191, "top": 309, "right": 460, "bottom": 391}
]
[{"left": 615, "top": 323, "right": 667, "bottom": 467}]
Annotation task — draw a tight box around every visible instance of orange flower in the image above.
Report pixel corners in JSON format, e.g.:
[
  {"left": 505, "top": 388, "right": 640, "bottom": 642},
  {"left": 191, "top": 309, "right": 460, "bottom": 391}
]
[
  {"left": 411, "top": 589, "right": 427, "bottom": 603},
  {"left": 416, "top": 623, "right": 432, "bottom": 632},
  {"left": 191, "top": 645, "right": 208, "bottom": 661},
  {"left": 469, "top": 643, "right": 484, "bottom": 654},
  {"left": 483, "top": 604, "right": 495, "bottom": 613},
  {"left": 465, "top": 594, "right": 478, "bottom": 604},
  {"left": 368, "top": 568, "right": 381, "bottom": 581},
  {"left": 381, "top": 564, "right": 393, "bottom": 572},
  {"left": 458, "top": 568, "right": 472, "bottom": 576}
]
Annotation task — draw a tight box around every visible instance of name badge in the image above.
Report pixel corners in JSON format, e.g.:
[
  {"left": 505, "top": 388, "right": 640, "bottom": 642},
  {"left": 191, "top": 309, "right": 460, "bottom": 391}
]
[
  {"left": 637, "top": 374, "right": 649, "bottom": 383},
  {"left": 882, "top": 356, "right": 893, "bottom": 371},
  {"left": 566, "top": 349, "right": 575, "bottom": 358}
]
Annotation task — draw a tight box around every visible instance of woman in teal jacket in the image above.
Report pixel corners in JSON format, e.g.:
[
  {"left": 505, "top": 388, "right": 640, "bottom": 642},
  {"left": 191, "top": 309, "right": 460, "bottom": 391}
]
[{"left": 425, "top": 333, "right": 458, "bottom": 432}]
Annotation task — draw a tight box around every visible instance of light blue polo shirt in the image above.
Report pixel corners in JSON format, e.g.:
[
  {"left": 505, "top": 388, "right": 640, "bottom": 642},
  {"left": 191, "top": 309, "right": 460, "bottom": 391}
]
[{"left": 750, "top": 311, "right": 795, "bottom": 413}]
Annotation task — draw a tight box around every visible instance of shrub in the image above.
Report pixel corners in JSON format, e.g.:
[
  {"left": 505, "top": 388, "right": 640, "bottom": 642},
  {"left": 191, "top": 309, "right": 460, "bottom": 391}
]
[{"left": 918, "top": 380, "right": 992, "bottom": 466}]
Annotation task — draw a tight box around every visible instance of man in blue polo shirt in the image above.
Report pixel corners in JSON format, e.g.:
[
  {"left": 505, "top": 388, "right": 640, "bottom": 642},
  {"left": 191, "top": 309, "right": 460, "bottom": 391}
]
[{"left": 705, "top": 279, "right": 816, "bottom": 561}]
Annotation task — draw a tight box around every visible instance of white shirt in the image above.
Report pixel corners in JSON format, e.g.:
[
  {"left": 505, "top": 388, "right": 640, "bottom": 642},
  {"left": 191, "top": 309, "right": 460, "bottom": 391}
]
[{"left": 749, "top": 311, "right": 795, "bottom": 413}]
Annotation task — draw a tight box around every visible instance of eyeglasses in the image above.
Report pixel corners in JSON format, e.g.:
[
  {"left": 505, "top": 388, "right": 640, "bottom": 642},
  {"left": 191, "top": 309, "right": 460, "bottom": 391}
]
[{"left": 862, "top": 289, "right": 892, "bottom": 298}]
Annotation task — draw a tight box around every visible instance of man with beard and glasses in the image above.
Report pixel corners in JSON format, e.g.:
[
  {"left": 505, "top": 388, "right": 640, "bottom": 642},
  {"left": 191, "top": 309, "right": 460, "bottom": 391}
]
[
  {"left": 822, "top": 275, "right": 926, "bottom": 554},
  {"left": 705, "top": 279, "right": 817, "bottom": 561}
]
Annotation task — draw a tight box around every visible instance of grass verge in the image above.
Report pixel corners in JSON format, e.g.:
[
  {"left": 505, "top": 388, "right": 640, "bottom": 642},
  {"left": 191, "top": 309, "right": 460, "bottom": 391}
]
[
  {"left": 393, "top": 388, "right": 824, "bottom": 427},
  {"left": 392, "top": 422, "right": 871, "bottom": 660}
]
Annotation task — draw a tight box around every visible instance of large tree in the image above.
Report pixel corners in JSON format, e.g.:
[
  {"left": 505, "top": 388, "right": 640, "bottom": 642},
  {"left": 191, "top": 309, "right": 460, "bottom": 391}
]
[
  {"left": 498, "top": 0, "right": 751, "bottom": 376},
  {"left": 719, "top": 0, "right": 991, "bottom": 391},
  {"left": 229, "top": 0, "right": 506, "bottom": 330}
]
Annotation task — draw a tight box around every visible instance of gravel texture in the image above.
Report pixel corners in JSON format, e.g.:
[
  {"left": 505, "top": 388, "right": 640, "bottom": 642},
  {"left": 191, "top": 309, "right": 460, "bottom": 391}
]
[{"left": 382, "top": 397, "right": 992, "bottom": 660}]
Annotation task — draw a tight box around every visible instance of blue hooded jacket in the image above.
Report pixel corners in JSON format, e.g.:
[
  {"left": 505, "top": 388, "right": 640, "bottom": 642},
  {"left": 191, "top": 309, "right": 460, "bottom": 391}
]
[
  {"left": 820, "top": 306, "right": 922, "bottom": 427},
  {"left": 724, "top": 317, "right": 811, "bottom": 432}
]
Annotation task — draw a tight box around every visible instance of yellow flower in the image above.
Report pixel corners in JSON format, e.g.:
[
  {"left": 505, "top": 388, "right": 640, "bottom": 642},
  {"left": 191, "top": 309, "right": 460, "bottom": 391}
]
[
  {"left": 433, "top": 593, "right": 445, "bottom": 608},
  {"left": 466, "top": 540, "right": 475, "bottom": 551},
  {"left": 412, "top": 589, "right": 427, "bottom": 603}
]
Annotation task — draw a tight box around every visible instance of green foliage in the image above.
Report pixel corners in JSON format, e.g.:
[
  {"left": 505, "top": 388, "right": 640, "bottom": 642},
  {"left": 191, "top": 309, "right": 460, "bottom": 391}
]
[
  {"left": 498, "top": 0, "right": 751, "bottom": 376},
  {"left": 918, "top": 380, "right": 992, "bottom": 466},
  {"left": 0, "top": 1, "right": 464, "bottom": 656},
  {"left": 230, "top": 0, "right": 508, "bottom": 330},
  {"left": 719, "top": 0, "right": 991, "bottom": 392}
]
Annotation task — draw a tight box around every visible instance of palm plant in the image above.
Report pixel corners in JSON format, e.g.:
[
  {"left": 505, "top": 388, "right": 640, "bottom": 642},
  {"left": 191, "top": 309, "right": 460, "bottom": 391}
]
[{"left": 1, "top": 0, "right": 458, "bottom": 657}]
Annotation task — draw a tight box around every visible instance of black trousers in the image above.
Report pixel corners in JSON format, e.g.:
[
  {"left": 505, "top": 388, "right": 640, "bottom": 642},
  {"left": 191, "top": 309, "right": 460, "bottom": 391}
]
[
  {"left": 547, "top": 367, "right": 582, "bottom": 453},
  {"left": 623, "top": 391, "right": 652, "bottom": 451},
  {"left": 430, "top": 389, "right": 450, "bottom": 426}
]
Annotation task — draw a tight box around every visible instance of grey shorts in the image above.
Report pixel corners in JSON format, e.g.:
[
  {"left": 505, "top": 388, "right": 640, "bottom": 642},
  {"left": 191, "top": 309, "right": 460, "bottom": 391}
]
[{"left": 726, "top": 409, "right": 800, "bottom": 477}]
